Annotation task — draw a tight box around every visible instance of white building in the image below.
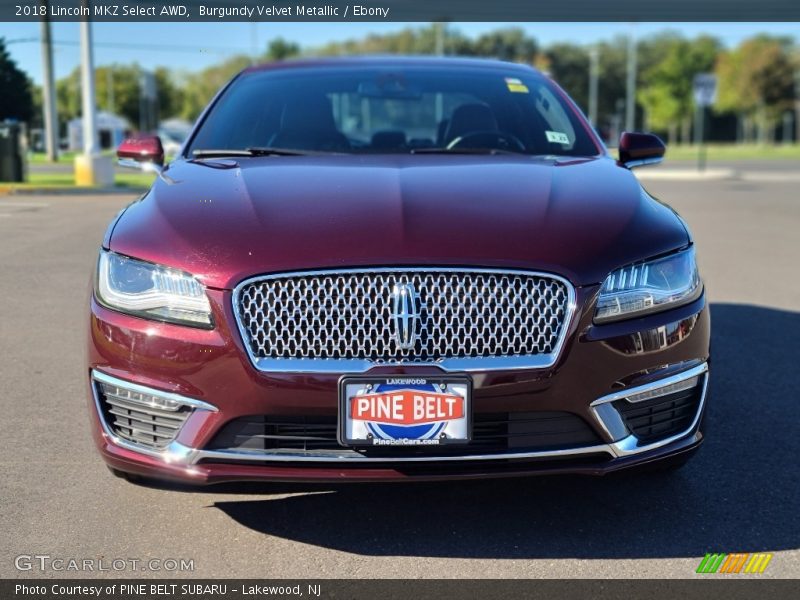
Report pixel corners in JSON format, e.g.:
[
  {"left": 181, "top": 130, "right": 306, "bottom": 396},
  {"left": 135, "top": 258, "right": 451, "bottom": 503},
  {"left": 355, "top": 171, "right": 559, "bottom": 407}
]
[{"left": 68, "top": 111, "right": 129, "bottom": 151}]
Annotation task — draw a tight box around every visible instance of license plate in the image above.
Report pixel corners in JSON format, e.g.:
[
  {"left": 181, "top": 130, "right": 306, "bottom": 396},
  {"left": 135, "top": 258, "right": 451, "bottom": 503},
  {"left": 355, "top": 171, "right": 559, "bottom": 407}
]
[{"left": 339, "top": 375, "right": 472, "bottom": 447}]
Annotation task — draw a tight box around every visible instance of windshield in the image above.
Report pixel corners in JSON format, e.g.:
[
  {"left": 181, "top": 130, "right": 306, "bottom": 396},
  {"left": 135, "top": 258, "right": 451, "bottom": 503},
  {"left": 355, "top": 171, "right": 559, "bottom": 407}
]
[{"left": 187, "top": 65, "right": 600, "bottom": 157}]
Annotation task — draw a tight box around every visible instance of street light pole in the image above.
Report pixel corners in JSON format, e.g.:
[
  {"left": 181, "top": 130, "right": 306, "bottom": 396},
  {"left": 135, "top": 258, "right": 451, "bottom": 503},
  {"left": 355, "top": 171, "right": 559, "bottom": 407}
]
[
  {"left": 434, "top": 22, "right": 445, "bottom": 56},
  {"left": 75, "top": 1, "right": 113, "bottom": 186},
  {"left": 80, "top": 18, "right": 98, "bottom": 156},
  {"left": 588, "top": 46, "right": 599, "bottom": 128},
  {"left": 625, "top": 26, "right": 637, "bottom": 133},
  {"left": 250, "top": 23, "right": 258, "bottom": 65},
  {"left": 434, "top": 23, "right": 445, "bottom": 124},
  {"left": 39, "top": 8, "right": 59, "bottom": 161}
]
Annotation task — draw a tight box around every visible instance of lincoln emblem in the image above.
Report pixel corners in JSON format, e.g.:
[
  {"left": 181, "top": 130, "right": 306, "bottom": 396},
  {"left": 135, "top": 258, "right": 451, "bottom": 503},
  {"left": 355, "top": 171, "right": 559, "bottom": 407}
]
[{"left": 390, "top": 283, "right": 419, "bottom": 351}]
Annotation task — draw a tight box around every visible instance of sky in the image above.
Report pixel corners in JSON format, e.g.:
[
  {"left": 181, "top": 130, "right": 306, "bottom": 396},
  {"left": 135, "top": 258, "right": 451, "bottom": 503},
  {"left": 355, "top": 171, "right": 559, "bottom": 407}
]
[{"left": 2, "top": 21, "right": 798, "bottom": 84}]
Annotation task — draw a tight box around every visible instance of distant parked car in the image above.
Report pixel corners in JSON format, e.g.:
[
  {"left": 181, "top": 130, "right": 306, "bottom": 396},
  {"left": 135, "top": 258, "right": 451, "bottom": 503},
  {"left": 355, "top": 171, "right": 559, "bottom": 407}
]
[
  {"left": 157, "top": 119, "right": 192, "bottom": 157},
  {"left": 88, "top": 57, "right": 709, "bottom": 485}
]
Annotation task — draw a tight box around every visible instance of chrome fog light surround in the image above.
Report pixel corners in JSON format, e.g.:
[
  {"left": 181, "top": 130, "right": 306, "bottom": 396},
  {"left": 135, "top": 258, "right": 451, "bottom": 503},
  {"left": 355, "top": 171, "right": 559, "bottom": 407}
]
[
  {"left": 91, "top": 370, "right": 217, "bottom": 458},
  {"left": 590, "top": 363, "right": 709, "bottom": 457}
]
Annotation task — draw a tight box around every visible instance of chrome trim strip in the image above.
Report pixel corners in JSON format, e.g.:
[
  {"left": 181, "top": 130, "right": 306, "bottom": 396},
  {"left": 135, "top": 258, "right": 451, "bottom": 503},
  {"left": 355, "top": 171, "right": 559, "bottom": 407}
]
[
  {"left": 249, "top": 354, "right": 569, "bottom": 374},
  {"left": 231, "top": 267, "right": 577, "bottom": 374},
  {"left": 188, "top": 443, "right": 615, "bottom": 464},
  {"left": 589, "top": 363, "right": 708, "bottom": 407},
  {"left": 625, "top": 156, "right": 663, "bottom": 169},
  {"left": 91, "top": 370, "right": 219, "bottom": 412}
]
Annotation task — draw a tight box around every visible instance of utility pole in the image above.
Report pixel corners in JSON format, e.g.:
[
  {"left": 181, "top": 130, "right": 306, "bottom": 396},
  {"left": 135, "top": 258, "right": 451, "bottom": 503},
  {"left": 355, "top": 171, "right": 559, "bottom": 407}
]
[
  {"left": 80, "top": 18, "right": 98, "bottom": 156},
  {"left": 693, "top": 103, "right": 706, "bottom": 171},
  {"left": 434, "top": 23, "right": 444, "bottom": 125},
  {"left": 625, "top": 26, "right": 637, "bottom": 133},
  {"left": 250, "top": 23, "right": 258, "bottom": 65},
  {"left": 75, "top": 0, "right": 113, "bottom": 186},
  {"left": 434, "top": 22, "right": 445, "bottom": 56},
  {"left": 39, "top": 6, "right": 59, "bottom": 161},
  {"left": 588, "top": 46, "right": 599, "bottom": 127}
]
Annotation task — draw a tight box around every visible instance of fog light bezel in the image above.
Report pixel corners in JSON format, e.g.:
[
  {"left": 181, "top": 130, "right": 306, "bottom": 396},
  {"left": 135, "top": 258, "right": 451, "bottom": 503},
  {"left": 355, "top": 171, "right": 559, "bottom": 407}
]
[{"left": 590, "top": 363, "right": 709, "bottom": 451}]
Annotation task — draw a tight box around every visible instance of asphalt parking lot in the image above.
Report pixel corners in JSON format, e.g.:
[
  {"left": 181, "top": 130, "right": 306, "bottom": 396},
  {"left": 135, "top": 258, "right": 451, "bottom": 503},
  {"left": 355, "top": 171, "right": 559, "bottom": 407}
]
[{"left": 1, "top": 166, "right": 798, "bottom": 579}]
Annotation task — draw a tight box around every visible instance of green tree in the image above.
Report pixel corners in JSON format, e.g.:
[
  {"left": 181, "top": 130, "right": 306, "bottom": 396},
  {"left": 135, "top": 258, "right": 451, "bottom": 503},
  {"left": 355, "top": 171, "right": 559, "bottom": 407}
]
[
  {"left": 55, "top": 68, "right": 80, "bottom": 125},
  {"left": 594, "top": 36, "right": 628, "bottom": 134},
  {"left": 638, "top": 35, "right": 721, "bottom": 143},
  {"left": 716, "top": 35, "right": 797, "bottom": 143},
  {"left": 540, "top": 43, "right": 589, "bottom": 112},
  {"left": 266, "top": 38, "right": 300, "bottom": 61},
  {"left": 313, "top": 24, "right": 476, "bottom": 57},
  {"left": 585, "top": 32, "right": 711, "bottom": 139},
  {"left": 154, "top": 67, "right": 182, "bottom": 119},
  {"left": 179, "top": 55, "right": 252, "bottom": 121},
  {"left": 56, "top": 63, "right": 185, "bottom": 131},
  {"left": 0, "top": 38, "right": 34, "bottom": 122},
  {"left": 30, "top": 83, "right": 43, "bottom": 129},
  {"left": 468, "top": 28, "right": 538, "bottom": 64},
  {"left": 314, "top": 25, "right": 537, "bottom": 63}
]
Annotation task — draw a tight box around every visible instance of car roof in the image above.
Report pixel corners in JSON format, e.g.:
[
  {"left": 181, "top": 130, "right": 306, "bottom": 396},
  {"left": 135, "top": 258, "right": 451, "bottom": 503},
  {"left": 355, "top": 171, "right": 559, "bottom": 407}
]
[{"left": 241, "top": 55, "right": 542, "bottom": 76}]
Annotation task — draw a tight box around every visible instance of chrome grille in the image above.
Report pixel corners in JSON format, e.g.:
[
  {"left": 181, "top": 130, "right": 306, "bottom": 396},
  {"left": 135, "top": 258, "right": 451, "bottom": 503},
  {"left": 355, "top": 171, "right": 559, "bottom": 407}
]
[
  {"left": 234, "top": 268, "right": 573, "bottom": 371},
  {"left": 96, "top": 380, "right": 190, "bottom": 450}
]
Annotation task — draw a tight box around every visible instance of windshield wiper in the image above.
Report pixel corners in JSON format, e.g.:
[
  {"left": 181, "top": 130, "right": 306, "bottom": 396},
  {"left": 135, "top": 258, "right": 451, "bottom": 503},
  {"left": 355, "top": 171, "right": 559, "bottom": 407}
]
[
  {"left": 410, "top": 147, "right": 527, "bottom": 156},
  {"left": 246, "top": 147, "right": 316, "bottom": 156},
  {"left": 191, "top": 147, "right": 311, "bottom": 158}
]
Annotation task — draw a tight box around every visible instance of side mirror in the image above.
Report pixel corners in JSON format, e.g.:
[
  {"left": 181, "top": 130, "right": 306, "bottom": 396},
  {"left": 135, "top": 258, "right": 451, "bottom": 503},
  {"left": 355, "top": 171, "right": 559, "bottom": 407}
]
[
  {"left": 618, "top": 132, "right": 665, "bottom": 169},
  {"left": 117, "top": 135, "right": 164, "bottom": 169}
]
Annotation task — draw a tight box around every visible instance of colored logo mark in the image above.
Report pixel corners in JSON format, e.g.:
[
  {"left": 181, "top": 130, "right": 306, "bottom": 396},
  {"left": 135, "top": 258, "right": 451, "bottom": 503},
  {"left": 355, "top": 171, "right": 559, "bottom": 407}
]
[{"left": 696, "top": 553, "right": 773, "bottom": 574}]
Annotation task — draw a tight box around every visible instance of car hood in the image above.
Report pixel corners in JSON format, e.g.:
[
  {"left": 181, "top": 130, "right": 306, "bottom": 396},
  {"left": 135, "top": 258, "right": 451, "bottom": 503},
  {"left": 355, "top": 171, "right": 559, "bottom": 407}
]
[{"left": 109, "top": 155, "right": 688, "bottom": 289}]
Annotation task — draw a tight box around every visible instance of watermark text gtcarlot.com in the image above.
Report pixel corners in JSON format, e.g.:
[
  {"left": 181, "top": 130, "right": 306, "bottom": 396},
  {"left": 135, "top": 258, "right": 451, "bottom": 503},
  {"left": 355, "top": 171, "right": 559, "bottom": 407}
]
[{"left": 14, "top": 555, "right": 195, "bottom": 573}]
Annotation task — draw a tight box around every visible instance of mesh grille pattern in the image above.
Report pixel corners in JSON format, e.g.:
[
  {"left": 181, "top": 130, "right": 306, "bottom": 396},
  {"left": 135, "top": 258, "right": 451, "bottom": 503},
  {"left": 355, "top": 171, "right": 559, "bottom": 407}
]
[{"left": 236, "top": 270, "right": 570, "bottom": 364}]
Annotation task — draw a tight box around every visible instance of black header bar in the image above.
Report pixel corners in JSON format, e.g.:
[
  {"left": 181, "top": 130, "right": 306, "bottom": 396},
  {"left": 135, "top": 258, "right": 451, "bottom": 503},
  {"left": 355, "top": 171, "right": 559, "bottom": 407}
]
[
  {"left": 3, "top": 579, "right": 798, "bottom": 600},
  {"left": 3, "top": 0, "right": 800, "bottom": 22}
]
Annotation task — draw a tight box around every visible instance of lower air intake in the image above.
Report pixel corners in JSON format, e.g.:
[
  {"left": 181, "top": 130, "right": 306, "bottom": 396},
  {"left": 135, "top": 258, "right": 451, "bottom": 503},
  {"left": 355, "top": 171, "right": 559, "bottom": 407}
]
[
  {"left": 95, "top": 379, "right": 191, "bottom": 450},
  {"left": 613, "top": 385, "right": 703, "bottom": 443}
]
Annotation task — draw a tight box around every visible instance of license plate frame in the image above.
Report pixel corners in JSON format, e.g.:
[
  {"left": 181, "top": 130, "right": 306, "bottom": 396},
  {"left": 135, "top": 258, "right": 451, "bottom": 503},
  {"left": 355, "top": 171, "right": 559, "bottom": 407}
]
[{"left": 338, "top": 375, "right": 473, "bottom": 447}]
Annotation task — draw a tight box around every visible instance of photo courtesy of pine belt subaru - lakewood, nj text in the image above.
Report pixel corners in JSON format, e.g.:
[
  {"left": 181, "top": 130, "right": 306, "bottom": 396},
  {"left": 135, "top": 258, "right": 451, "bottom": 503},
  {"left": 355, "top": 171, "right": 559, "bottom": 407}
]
[{"left": 87, "top": 57, "right": 710, "bottom": 484}]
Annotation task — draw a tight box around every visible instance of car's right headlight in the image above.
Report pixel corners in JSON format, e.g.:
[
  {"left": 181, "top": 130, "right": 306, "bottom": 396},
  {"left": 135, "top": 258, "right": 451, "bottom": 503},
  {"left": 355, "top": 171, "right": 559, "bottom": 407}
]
[
  {"left": 594, "top": 247, "right": 701, "bottom": 324},
  {"left": 95, "top": 250, "right": 213, "bottom": 328}
]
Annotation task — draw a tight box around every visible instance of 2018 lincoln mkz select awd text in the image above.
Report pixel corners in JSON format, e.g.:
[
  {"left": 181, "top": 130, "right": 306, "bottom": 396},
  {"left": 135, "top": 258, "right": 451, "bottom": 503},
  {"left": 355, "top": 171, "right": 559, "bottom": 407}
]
[{"left": 87, "top": 57, "right": 710, "bottom": 484}]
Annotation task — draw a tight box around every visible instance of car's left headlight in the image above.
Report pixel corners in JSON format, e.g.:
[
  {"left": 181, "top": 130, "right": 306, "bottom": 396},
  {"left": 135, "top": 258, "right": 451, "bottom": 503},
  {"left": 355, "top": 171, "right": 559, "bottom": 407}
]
[
  {"left": 95, "top": 250, "right": 213, "bottom": 328},
  {"left": 594, "top": 247, "right": 701, "bottom": 324}
]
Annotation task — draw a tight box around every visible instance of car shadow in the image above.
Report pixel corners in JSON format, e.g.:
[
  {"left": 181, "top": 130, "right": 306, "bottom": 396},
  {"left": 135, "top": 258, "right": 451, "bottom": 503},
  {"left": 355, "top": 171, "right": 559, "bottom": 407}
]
[{"left": 206, "top": 302, "right": 799, "bottom": 559}]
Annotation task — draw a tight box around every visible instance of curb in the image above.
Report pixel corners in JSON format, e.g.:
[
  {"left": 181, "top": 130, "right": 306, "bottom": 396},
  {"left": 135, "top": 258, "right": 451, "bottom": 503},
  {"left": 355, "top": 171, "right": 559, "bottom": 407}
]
[
  {"left": 0, "top": 185, "right": 147, "bottom": 196},
  {"left": 635, "top": 168, "right": 736, "bottom": 181}
]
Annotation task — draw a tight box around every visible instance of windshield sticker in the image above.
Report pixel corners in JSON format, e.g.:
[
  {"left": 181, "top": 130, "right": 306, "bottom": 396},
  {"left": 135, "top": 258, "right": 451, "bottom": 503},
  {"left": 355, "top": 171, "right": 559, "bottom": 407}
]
[
  {"left": 505, "top": 77, "right": 529, "bottom": 93},
  {"left": 546, "top": 131, "right": 570, "bottom": 144}
]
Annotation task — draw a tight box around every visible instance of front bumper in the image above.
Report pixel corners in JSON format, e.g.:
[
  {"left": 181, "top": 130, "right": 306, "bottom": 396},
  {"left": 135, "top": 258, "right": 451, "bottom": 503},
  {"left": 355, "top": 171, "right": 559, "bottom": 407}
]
[{"left": 87, "top": 287, "right": 710, "bottom": 484}]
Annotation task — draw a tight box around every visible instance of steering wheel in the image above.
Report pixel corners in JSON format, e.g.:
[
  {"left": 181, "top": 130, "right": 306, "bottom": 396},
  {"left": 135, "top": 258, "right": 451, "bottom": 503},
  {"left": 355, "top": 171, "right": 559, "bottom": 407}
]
[{"left": 446, "top": 131, "right": 526, "bottom": 152}]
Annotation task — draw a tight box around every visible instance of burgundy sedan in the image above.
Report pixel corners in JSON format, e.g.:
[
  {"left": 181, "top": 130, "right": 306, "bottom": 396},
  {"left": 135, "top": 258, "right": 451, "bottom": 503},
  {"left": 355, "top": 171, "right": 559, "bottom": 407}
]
[{"left": 88, "top": 57, "right": 709, "bottom": 484}]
